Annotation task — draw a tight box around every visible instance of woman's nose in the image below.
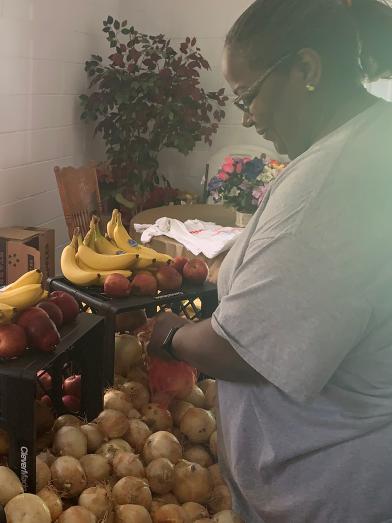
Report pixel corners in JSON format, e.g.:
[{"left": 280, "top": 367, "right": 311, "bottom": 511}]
[{"left": 242, "top": 112, "right": 255, "bottom": 128}]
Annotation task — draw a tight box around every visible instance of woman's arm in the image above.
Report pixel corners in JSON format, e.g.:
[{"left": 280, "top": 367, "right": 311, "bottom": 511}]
[{"left": 148, "top": 312, "right": 259, "bottom": 382}]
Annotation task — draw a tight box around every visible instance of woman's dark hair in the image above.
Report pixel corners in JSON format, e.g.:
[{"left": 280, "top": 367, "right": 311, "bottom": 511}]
[{"left": 225, "top": 0, "right": 392, "bottom": 83}]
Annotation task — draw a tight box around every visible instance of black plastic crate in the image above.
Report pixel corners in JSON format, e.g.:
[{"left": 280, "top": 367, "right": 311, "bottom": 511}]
[
  {"left": 48, "top": 277, "right": 218, "bottom": 386},
  {"left": 0, "top": 313, "right": 104, "bottom": 493}
]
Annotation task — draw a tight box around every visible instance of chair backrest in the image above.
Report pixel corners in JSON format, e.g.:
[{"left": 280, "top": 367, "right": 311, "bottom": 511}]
[{"left": 55, "top": 164, "right": 103, "bottom": 239}]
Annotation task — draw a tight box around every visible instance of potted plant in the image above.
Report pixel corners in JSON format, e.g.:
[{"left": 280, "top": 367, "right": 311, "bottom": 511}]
[
  {"left": 208, "top": 155, "right": 287, "bottom": 226},
  {"left": 80, "top": 16, "right": 228, "bottom": 221}
]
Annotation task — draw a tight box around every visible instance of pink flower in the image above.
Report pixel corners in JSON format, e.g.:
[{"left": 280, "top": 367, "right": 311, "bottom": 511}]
[
  {"left": 222, "top": 157, "right": 235, "bottom": 174},
  {"left": 235, "top": 161, "right": 244, "bottom": 174},
  {"left": 252, "top": 185, "right": 268, "bottom": 205},
  {"left": 218, "top": 172, "right": 230, "bottom": 181}
]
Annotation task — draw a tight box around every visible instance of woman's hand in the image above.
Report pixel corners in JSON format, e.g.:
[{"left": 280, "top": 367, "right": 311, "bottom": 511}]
[{"left": 147, "top": 312, "right": 191, "bottom": 360}]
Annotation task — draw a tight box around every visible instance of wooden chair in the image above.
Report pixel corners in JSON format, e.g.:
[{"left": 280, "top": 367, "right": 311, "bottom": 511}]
[{"left": 55, "top": 164, "right": 103, "bottom": 239}]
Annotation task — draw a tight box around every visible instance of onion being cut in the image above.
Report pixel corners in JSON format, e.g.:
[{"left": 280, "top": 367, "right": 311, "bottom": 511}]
[
  {"left": 0, "top": 466, "right": 23, "bottom": 505},
  {"left": 36, "top": 457, "right": 51, "bottom": 491},
  {"left": 78, "top": 485, "right": 112, "bottom": 521},
  {"left": 79, "top": 454, "right": 111, "bottom": 485},
  {"left": 173, "top": 460, "right": 212, "bottom": 504},
  {"left": 145, "top": 457, "right": 174, "bottom": 495},
  {"left": 53, "top": 426, "right": 87, "bottom": 459},
  {"left": 96, "top": 409, "right": 129, "bottom": 439},
  {"left": 115, "top": 504, "right": 152, "bottom": 523},
  {"left": 80, "top": 424, "right": 104, "bottom": 453},
  {"left": 50, "top": 456, "right": 87, "bottom": 498},
  {"left": 124, "top": 419, "right": 151, "bottom": 452},
  {"left": 180, "top": 408, "right": 216, "bottom": 444},
  {"left": 112, "top": 476, "right": 152, "bottom": 509},
  {"left": 5, "top": 493, "right": 51, "bottom": 523},
  {"left": 143, "top": 431, "right": 182, "bottom": 464},
  {"left": 112, "top": 451, "right": 145, "bottom": 479},
  {"left": 57, "top": 506, "right": 96, "bottom": 523},
  {"left": 37, "top": 487, "right": 63, "bottom": 522}
]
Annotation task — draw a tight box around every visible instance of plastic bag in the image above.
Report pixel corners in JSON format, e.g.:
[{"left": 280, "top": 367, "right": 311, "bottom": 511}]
[{"left": 148, "top": 356, "right": 197, "bottom": 408}]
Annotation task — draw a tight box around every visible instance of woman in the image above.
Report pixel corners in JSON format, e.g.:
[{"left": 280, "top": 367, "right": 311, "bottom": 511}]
[{"left": 148, "top": 1, "right": 392, "bottom": 521}]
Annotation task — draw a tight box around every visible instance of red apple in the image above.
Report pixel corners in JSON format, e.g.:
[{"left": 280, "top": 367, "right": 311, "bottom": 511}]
[
  {"left": 171, "top": 256, "right": 190, "bottom": 275},
  {"left": 0, "top": 323, "right": 27, "bottom": 359},
  {"left": 36, "top": 300, "right": 63, "bottom": 328},
  {"left": 104, "top": 273, "right": 132, "bottom": 297},
  {"left": 62, "top": 395, "right": 80, "bottom": 413},
  {"left": 115, "top": 309, "right": 147, "bottom": 333},
  {"left": 183, "top": 258, "right": 209, "bottom": 284},
  {"left": 156, "top": 265, "right": 183, "bottom": 292},
  {"left": 48, "top": 291, "right": 79, "bottom": 324},
  {"left": 17, "top": 307, "right": 60, "bottom": 352},
  {"left": 131, "top": 272, "right": 158, "bottom": 296},
  {"left": 37, "top": 370, "right": 52, "bottom": 391},
  {"left": 63, "top": 375, "right": 81, "bottom": 398}
]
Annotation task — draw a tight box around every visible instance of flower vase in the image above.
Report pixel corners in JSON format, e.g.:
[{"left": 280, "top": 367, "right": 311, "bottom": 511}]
[{"left": 235, "top": 210, "right": 253, "bottom": 227}]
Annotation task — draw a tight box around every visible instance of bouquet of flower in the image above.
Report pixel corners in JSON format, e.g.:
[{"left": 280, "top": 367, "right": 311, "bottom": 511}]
[{"left": 208, "top": 154, "right": 286, "bottom": 213}]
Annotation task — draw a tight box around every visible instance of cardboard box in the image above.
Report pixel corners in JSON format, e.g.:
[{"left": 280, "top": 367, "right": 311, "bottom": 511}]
[{"left": 0, "top": 227, "right": 55, "bottom": 287}]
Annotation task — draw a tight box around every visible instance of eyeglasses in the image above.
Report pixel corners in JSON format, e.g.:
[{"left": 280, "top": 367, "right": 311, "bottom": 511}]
[{"left": 233, "top": 53, "right": 292, "bottom": 113}]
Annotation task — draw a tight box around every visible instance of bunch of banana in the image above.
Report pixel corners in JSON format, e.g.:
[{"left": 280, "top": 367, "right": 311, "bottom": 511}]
[
  {"left": 107, "top": 209, "right": 172, "bottom": 269},
  {"left": 0, "top": 269, "right": 46, "bottom": 320},
  {"left": 61, "top": 227, "right": 134, "bottom": 287}
]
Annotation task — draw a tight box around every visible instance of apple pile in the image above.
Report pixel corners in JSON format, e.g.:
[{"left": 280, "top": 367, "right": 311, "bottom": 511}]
[
  {"left": 0, "top": 291, "right": 80, "bottom": 360},
  {"left": 104, "top": 257, "right": 209, "bottom": 299}
]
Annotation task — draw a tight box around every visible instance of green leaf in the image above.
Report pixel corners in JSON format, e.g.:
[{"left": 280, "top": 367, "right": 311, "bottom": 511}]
[
  {"left": 114, "top": 20, "right": 120, "bottom": 30},
  {"left": 107, "top": 15, "right": 113, "bottom": 24}
]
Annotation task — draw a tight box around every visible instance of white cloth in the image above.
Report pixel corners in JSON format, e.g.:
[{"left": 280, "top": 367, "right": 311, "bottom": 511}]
[{"left": 134, "top": 217, "right": 243, "bottom": 258}]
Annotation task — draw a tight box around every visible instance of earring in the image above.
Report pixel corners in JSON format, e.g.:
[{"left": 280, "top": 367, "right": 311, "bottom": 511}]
[{"left": 306, "top": 84, "right": 316, "bottom": 92}]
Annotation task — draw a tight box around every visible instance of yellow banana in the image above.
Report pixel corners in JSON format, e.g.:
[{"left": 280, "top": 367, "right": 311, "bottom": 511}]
[
  {"left": 0, "top": 303, "right": 16, "bottom": 325},
  {"left": 106, "top": 209, "right": 119, "bottom": 240},
  {"left": 114, "top": 212, "right": 172, "bottom": 265},
  {"left": 3, "top": 269, "right": 43, "bottom": 291},
  {"left": 76, "top": 254, "right": 132, "bottom": 279},
  {"left": 61, "top": 235, "right": 101, "bottom": 287},
  {"left": 92, "top": 218, "right": 125, "bottom": 256},
  {"left": 0, "top": 284, "right": 44, "bottom": 310},
  {"left": 77, "top": 243, "right": 139, "bottom": 271},
  {"left": 83, "top": 227, "right": 95, "bottom": 248}
]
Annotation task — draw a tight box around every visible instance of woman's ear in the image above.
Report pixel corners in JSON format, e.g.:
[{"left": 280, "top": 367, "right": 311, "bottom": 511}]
[{"left": 293, "top": 48, "right": 322, "bottom": 91}]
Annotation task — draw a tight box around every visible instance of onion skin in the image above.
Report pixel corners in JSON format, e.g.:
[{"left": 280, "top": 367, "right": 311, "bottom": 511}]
[
  {"left": 53, "top": 426, "right": 87, "bottom": 459},
  {"left": 79, "top": 454, "right": 111, "bottom": 486},
  {"left": 5, "top": 493, "right": 51, "bottom": 523},
  {"left": 212, "top": 510, "right": 245, "bottom": 523},
  {"left": 183, "top": 446, "right": 213, "bottom": 468},
  {"left": 57, "top": 506, "right": 96, "bottom": 523},
  {"left": 50, "top": 456, "right": 87, "bottom": 498},
  {"left": 115, "top": 504, "right": 152, "bottom": 523},
  {"left": 80, "top": 424, "right": 104, "bottom": 453},
  {"left": 182, "top": 502, "right": 209, "bottom": 521},
  {"left": 153, "top": 504, "right": 191, "bottom": 523},
  {"left": 36, "top": 458, "right": 51, "bottom": 492},
  {"left": 96, "top": 439, "right": 132, "bottom": 464},
  {"left": 53, "top": 415, "right": 82, "bottom": 432},
  {"left": 207, "top": 485, "right": 232, "bottom": 514},
  {"left": 112, "top": 476, "right": 152, "bottom": 510},
  {"left": 124, "top": 419, "right": 152, "bottom": 453},
  {"left": 143, "top": 431, "right": 182, "bottom": 465},
  {"left": 120, "top": 381, "right": 150, "bottom": 410},
  {"left": 172, "top": 460, "right": 212, "bottom": 505},
  {"left": 0, "top": 466, "right": 23, "bottom": 505},
  {"left": 180, "top": 408, "right": 216, "bottom": 444},
  {"left": 78, "top": 485, "right": 112, "bottom": 520},
  {"left": 37, "top": 487, "right": 63, "bottom": 522},
  {"left": 145, "top": 458, "right": 174, "bottom": 495},
  {"left": 142, "top": 403, "right": 173, "bottom": 432},
  {"left": 112, "top": 451, "right": 145, "bottom": 479},
  {"left": 96, "top": 409, "right": 129, "bottom": 439}
]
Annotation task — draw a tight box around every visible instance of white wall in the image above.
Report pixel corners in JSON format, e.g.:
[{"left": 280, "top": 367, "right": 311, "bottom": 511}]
[
  {"left": 119, "top": 0, "right": 277, "bottom": 195},
  {"left": 0, "top": 0, "right": 121, "bottom": 268}
]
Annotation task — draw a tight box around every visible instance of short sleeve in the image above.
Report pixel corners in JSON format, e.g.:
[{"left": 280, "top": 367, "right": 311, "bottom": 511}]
[{"left": 211, "top": 233, "right": 371, "bottom": 402}]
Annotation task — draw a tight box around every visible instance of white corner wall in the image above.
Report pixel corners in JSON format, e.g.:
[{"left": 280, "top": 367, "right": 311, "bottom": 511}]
[
  {"left": 119, "top": 0, "right": 278, "bottom": 195},
  {"left": 0, "top": 0, "right": 121, "bottom": 268}
]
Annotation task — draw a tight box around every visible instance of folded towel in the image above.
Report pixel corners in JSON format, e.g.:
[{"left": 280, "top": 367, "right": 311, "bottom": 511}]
[{"left": 134, "top": 217, "right": 243, "bottom": 258}]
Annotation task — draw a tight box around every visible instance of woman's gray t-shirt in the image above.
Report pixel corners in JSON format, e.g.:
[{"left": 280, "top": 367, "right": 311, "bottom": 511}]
[{"left": 211, "top": 100, "right": 392, "bottom": 522}]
